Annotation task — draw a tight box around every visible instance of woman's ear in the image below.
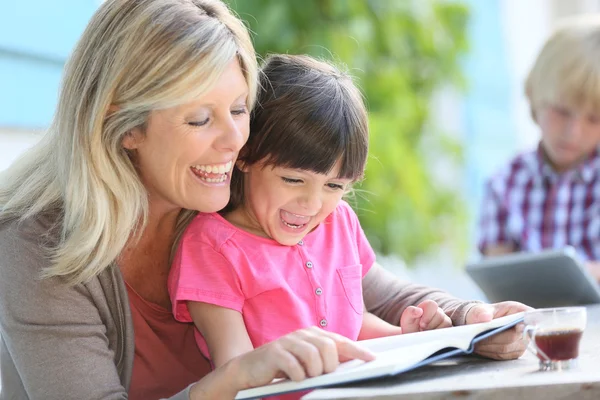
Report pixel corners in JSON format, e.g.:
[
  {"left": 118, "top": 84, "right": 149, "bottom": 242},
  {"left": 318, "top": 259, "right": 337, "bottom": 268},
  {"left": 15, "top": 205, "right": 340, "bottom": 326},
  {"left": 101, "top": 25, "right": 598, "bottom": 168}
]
[
  {"left": 122, "top": 127, "right": 144, "bottom": 150},
  {"left": 108, "top": 104, "right": 144, "bottom": 150},
  {"left": 107, "top": 104, "right": 120, "bottom": 115}
]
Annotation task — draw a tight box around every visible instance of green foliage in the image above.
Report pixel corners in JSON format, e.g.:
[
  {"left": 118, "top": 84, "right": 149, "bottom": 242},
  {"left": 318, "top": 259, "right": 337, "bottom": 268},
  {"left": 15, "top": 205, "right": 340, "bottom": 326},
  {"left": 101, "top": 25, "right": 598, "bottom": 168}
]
[{"left": 226, "top": 0, "right": 470, "bottom": 264}]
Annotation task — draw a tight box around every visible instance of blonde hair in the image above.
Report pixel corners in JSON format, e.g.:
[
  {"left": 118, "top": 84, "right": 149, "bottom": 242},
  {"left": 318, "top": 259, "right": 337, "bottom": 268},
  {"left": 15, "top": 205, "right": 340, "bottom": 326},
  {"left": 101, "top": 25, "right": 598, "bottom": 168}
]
[
  {"left": 526, "top": 14, "right": 600, "bottom": 118},
  {"left": 0, "top": 0, "right": 257, "bottom": 284}
]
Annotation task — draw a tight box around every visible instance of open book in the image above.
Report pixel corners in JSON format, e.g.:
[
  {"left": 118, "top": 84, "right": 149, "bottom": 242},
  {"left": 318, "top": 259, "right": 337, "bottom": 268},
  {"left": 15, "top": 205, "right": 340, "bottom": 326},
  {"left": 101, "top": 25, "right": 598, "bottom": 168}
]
[{"left": 235, "top": 312, "right": 524, "bottom": 399}]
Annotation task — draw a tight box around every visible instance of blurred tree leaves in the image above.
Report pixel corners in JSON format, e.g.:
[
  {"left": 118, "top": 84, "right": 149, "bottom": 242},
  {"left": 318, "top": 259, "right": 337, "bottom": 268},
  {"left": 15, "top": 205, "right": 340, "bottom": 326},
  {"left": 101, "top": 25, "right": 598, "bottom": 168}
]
[{"left": 226, "top": 0, "right": 470, "bottom": 265}]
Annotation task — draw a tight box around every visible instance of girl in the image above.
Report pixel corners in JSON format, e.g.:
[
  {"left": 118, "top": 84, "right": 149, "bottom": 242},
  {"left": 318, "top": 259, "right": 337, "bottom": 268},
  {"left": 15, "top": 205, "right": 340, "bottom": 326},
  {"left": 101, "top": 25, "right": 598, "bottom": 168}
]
[{"left": 168, "top": 54, "right": 452, "bottom": 374}]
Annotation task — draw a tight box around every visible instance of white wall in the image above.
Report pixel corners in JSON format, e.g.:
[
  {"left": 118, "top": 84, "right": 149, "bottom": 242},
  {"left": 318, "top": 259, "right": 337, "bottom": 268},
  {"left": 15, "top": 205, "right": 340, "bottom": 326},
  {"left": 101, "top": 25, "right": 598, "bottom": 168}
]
[{"left": 500, "top": 0, "right": 600, "bottom": 153}]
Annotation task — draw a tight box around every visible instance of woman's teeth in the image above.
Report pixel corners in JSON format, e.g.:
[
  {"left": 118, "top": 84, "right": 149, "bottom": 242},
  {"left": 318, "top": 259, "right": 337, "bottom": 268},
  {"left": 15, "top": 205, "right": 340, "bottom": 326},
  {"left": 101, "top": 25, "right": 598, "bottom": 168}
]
[
  {"left": 202, "top": 175, "right": 227, "bottom": 183},
  {"left": 191, "top": 161, "right": 232, "bottom": 183},
  {"left": 192, "top": 160, "right": 233, "bottom": 174}
]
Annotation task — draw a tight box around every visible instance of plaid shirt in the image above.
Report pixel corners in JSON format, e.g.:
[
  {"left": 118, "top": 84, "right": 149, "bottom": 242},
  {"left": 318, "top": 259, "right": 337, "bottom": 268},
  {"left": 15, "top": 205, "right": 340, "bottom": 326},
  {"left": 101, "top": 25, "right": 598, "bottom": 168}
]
[{"left": 478, "top": 145, "right": 600, "bottom": 261}]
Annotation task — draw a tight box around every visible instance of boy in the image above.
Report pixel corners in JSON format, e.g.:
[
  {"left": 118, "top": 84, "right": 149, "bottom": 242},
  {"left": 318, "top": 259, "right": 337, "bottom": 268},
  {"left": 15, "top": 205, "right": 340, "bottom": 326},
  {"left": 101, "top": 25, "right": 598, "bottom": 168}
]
[{"left": 478, "top": 16, "right": 600, "bottom": 282}]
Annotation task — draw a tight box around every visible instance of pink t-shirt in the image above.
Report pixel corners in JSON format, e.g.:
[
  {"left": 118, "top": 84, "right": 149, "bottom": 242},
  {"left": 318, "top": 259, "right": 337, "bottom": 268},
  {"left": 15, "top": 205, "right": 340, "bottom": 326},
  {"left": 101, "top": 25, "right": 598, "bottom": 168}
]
[{"left": 168, "top": 200, "right": 376, "bottom": 359}]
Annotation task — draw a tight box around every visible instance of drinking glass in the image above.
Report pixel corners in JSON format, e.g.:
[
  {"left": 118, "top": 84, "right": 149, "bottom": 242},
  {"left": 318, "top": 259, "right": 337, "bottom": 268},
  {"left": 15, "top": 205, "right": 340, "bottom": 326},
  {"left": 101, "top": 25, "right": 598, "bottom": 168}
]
[{"left": 523, "top": 307, "right": 587, "bottom": 371}]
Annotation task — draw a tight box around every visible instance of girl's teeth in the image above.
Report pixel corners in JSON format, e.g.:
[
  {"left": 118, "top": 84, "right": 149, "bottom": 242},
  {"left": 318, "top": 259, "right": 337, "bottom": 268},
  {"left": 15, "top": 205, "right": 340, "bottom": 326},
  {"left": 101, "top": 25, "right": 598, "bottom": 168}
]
[{"left": 282, "top": 220, "right": 303, "bottom": 229}]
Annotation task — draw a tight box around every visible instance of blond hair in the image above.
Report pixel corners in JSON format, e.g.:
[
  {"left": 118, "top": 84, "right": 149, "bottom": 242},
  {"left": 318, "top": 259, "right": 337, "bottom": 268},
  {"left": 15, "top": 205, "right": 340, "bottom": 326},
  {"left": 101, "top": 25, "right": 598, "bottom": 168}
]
[
  {"left": 0, "top": 0, "right": 257, "bottom": 284},
  {"left": 526, "top": 14, "right": 600, "bottom": 118}
]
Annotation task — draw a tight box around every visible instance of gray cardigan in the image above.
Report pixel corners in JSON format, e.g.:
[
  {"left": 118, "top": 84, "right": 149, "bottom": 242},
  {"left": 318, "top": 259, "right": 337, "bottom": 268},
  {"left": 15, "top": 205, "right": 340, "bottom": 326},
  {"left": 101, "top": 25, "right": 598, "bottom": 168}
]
[{"left": 0, "top": 211, "right": 477, "bottom": 400}]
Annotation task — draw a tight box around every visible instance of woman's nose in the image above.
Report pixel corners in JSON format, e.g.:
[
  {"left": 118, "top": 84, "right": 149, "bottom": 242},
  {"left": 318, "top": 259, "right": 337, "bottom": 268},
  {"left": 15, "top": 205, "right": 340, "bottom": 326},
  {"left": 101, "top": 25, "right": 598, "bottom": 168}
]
[{"left": 215, "top": 115, "right": 248, "bottom": 152}]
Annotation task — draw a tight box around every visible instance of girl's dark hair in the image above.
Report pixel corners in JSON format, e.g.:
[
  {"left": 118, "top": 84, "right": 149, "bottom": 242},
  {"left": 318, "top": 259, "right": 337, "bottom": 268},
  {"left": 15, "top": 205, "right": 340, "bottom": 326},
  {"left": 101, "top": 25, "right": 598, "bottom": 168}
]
[{"left": 226, "top": 54, "right": 369, "bottom": 211}]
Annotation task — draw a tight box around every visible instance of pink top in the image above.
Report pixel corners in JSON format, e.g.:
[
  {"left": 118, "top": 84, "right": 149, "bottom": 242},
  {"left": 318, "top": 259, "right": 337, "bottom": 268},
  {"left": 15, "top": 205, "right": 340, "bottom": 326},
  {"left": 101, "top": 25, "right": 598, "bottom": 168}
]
[{"left": 168, "top": 200, "right": 376, "bottom": 359}]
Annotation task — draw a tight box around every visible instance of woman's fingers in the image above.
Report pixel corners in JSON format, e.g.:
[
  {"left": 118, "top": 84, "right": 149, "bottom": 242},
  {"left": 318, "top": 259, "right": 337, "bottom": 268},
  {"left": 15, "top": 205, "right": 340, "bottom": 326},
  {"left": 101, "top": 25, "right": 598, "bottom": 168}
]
[
  {"left": 466, "top": 301, "right": 530, "bottom": 360},
  {"left": 242, "top": 327, "right": 376, "bottom": 388},
  {"left": 279, "top": 330, "right": 330, "bottom": 378},
  {"left": 296, "top": 330, "right": 340, "bottom": 373},
  {"left": 297, "top": 327, "right": 375, "bottom": 365},
  {"left": 479, "top": 324, "right": 524, "bottom": 345},
  {"left": 474, "top": 325, "right": 527, "bottom": 360},
  {"left": 474, "top": 343, "right": 525, "bottom": 360},
  {"left": 333, "top": 334, "right": 377, "bottom": 363},
  {"left": 271, "top": 343, "right": 308, "bottom": 381}
]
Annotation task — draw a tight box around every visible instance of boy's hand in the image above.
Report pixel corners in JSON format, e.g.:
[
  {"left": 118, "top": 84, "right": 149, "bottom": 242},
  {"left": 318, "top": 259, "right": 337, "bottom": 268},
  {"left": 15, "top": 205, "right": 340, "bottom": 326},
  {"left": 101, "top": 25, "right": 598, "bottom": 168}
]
[{"left": 400, "top": 300, "right": 452, "bottom": 334}]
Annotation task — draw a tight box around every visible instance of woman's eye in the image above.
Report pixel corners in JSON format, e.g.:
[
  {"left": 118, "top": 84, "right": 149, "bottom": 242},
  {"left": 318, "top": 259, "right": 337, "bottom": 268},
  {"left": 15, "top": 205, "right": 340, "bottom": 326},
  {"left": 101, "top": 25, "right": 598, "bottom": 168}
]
[
  {"left": 282, "top": 177, "right": 302, "bottom": 184},
  {"left": 231, "top": 108, "right": 248, "bottom": 116},
  {"left": 188, "top": 118, "right": 210, "bottom": 127}
]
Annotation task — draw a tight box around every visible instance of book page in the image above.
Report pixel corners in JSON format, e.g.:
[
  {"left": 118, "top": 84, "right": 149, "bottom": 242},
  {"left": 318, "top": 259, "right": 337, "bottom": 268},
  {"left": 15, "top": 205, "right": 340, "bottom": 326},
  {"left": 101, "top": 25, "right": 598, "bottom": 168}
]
[
  {"left": 358, "top": 312, "right": 524, "bottom": 354},
  {"left": 235, "top": 340, "right": 448, "bottom": 400},
  {"left": 235, "top": 312, "right": 524, "bottom": 400}
]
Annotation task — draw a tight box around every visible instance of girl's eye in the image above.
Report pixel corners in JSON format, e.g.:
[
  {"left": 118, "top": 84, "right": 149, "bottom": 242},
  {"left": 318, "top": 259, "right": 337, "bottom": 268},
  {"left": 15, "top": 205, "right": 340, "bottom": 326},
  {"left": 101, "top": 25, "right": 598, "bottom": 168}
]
[
  {"left": 327, "top": 183, "right": 345, "bottom": 190},
  {"left": 282, "top": 177, "right": 302, "bottom": 184},
  {"left": 188, "top": 118, "right": 210, "bottom": 127}
]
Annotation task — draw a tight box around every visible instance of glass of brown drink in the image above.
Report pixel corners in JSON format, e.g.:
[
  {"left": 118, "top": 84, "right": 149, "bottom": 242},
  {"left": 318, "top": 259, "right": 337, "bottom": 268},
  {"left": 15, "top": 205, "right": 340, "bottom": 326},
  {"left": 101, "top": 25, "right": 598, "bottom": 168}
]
[{"left": 524, "top": 307, "right": 587, "bottom": 371}]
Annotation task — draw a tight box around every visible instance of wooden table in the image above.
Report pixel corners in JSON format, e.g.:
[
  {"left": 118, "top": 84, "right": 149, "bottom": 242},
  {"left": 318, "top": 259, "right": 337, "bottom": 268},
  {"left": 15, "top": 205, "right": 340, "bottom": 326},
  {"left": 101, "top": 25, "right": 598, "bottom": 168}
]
[{"left": 304, "top": 305, "right": 600, "bottom": 400}]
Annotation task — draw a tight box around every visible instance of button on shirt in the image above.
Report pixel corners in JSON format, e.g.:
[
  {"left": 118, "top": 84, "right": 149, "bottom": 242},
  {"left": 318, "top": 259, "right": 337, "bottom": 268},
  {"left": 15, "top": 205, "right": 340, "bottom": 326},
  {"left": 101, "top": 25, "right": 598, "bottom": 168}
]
[
  {"left": 478, "top": 144, "right": 600, "bottom": 260},
  {"left": 169, "top": 200, "right": 376, "bottom": 359}
]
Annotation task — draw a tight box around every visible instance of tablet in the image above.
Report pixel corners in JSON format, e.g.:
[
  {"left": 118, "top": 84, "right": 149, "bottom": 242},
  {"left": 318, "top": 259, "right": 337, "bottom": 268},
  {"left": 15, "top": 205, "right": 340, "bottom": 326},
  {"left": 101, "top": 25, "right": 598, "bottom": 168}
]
[{"left": 466, "top": 246, "right": 600, "bottom": 308}]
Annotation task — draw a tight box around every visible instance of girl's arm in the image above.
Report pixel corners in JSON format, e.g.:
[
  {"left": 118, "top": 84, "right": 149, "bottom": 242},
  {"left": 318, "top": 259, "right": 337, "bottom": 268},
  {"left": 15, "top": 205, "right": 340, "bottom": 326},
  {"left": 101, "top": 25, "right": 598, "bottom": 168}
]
[
  {"left": 188, "top": 301, "right": 254, "bottom": 368},
  {"left": 357, "top": 310, "right": 403, "bottom": 340},
  {"left": 358, "top": 300, "right": 452, "bottom": 340},
  {"left": 362, "top": 262, "right": 481, "bottom": 327}
]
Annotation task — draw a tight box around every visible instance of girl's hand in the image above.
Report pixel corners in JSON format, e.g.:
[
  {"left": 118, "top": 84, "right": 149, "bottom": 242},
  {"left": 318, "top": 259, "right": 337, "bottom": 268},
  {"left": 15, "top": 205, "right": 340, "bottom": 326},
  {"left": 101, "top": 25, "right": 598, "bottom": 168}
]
[{"left": 400, "top": 300, "right": 452, "bottom": 333}]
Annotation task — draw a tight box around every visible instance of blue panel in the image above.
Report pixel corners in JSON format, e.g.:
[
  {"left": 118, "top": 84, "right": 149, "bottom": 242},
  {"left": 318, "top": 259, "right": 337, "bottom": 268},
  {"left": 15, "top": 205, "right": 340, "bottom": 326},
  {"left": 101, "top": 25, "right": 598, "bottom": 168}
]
[
  {"left": 0, "top": 1, "right": 98, "bottom": 60},
  {"left": 461, "top": 0, "right": 516, "bottom": 250},
  {"left": 0, "top": 55, "right": 63, "bottom": 128},
  {"left": 0, "top": 0, "right": 100, "bottom": 129}
]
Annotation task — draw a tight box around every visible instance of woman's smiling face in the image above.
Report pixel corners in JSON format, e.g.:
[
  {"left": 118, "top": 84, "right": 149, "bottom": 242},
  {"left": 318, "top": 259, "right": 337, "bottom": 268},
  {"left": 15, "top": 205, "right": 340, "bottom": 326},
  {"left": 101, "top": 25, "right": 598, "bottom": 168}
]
[{"left": 123, "top": 59, "right": 250, "bottom": 213}]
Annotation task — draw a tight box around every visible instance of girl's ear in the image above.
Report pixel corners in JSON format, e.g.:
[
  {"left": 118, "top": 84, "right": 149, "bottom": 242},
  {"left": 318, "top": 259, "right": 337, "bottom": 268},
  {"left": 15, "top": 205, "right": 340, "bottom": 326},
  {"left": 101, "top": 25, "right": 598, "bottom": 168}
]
[{"left": 236, "top": 159, "right": 250, "bottom": 172}]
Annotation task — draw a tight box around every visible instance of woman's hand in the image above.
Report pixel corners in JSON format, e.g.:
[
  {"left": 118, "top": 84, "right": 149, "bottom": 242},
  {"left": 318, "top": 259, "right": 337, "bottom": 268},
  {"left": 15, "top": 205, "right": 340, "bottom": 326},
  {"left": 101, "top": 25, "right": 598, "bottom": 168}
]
[
  {"left": 400, "top": 300, "right": 453, "bottom": 333},
  {"left": 192, "top": 326, "right": 376, "bottom": 399},
  {"left": 466, "top": 301, "right": 532, "bottom": 360}
]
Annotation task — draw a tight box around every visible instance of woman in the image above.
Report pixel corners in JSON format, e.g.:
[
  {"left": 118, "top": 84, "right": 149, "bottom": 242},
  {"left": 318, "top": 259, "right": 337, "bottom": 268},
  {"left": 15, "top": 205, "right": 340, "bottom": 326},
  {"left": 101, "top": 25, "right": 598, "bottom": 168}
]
[{"left": 0, "top": 0, "right": 527, "bottom": 399}]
